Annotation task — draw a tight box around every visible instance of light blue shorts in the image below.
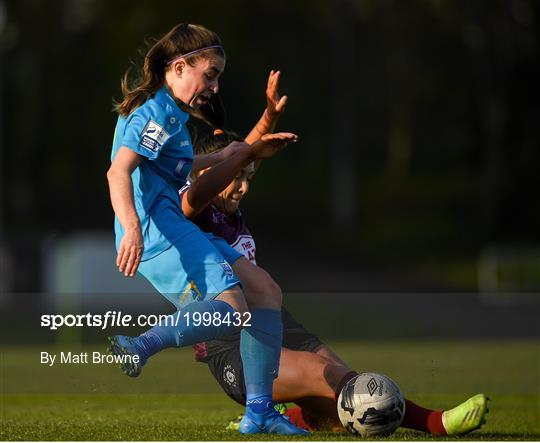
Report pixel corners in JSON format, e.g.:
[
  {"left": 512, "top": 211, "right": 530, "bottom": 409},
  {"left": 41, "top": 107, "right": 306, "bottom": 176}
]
[
  {"left": 138, "top": 229, "right": 242, "bottom": 309},
  {"left": 203, "top": 232, "right": 243, "bottom": 266}
]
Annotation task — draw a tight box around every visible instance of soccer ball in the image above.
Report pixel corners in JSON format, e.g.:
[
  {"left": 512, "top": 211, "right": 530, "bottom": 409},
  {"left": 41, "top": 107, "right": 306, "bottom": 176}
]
[{"left": 337, "top": 372, "right": 406, "bottom": 437}]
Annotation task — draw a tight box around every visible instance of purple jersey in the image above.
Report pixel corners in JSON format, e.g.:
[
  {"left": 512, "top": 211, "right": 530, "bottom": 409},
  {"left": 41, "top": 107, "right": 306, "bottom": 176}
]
[
  {"left": 180, "top": 184, "right": 256, "bottom": 264},
  {"left": 180, "top": 183, "right": 256, "bottom": 362}
]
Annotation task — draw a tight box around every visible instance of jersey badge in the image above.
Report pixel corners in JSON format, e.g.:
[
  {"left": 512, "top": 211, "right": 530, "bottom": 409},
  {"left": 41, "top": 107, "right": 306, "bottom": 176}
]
[
  {"left": 219, "top": 262, "right": 234, "bottom": 279},
  {"left": 223, "top": 364, "right": 237, "bottom": 387},
  {"left": 140, "top": 120, "right": 170, "bottom": 153}
]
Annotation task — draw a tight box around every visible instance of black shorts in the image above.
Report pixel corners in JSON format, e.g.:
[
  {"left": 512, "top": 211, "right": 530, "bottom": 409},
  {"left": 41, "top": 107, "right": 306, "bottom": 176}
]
[{"left": 204, "top": 307, "right": 323, "bottom": 405}]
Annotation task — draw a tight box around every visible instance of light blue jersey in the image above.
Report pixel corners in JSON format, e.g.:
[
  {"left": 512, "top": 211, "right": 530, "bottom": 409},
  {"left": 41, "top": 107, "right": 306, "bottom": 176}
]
[
  {"left": 110, "top": 85, "right": 239, "bottom": 306},
  {"left": 109, "top": 85, "right": 287, "bottom": 424},
  {"left": 111, "top": 86, "right": 197, "bottom": 260}
]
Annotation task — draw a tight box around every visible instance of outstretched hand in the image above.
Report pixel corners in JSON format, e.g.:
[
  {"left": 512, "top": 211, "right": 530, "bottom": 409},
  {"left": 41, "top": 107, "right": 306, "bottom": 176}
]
[
  {"left": 251, "top": 132, "right": 298, "bottom": 160},
  {"left": 266, "top": 70, "right": 288, "bottom": 119}
]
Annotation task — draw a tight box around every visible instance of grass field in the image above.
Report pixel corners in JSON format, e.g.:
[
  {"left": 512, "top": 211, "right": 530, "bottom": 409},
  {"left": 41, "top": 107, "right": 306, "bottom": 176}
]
[{"left": 1, "top": 340, "right": 539, "bottom": 440}]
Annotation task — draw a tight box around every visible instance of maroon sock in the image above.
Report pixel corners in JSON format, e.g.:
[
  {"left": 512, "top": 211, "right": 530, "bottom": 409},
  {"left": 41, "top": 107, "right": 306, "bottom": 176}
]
[
  {"left": 402, "top": 399, "right": 447, "bottom": 436},
  {"left": 334, "top": 371, "right": 359, "bottom": 401}
]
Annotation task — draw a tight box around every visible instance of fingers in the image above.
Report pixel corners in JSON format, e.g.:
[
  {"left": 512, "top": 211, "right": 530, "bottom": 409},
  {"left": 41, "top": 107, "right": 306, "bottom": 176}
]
[
  {"left": 266, "top": 70, "right": 281, "bottom": 100},
  {"left": 265, "top": 132, "right": 298, "bottom": 142},
  {"left": 117, "top": 245, "right": 129, "bottom": 274},
  {"left": 116, "top": 245, "right": 126, "bottom": 268},
  {"left": 273, "top": 70, "right": 281, "bottom": 92},
  {"left": 276, "top": 95, "right": 288, "bottom": 112},
  {"left": 118, "top": 246, "right": 141, "bottom": 277},
  {"left": 253, "top": 132, "right": 298, "bottom": 159},
  {"left": 267, "top": 69, "right": 275, "bottom": 87},
  {"left": 117, "top": 237, "right": 143, "bottom": 277},
  {"left": 259, "top": 133, "right": 298, "bottom": 152},
  {"left": 124, "top": 247, "right": 142, "bottom": 277}
]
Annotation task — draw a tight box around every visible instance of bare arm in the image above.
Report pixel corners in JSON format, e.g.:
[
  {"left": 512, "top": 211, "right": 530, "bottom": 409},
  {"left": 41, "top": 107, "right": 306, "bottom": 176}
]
[
  {"left": 192, "top": 139, "right": 257, "bottom": 174},
  {"left": 245, "top": 70, "right": 288, "bottom": 145},
  {"left": 183, "top": 142, "right": 252, "bottom": 218},
  {"left": 192, "top": 150, "right": 227, "bottom": 174},
  {"left": 106, "top": 147, "right": 144, "bottom": 277},
  {"left": 192, "top": 71, "right": 288, "bottom": 175},
  {"left": 182, "top": 133, "right": 298, "bottom": 219},
  {"left": 245, "top": 109, "right": 281, "bottom": 145}
]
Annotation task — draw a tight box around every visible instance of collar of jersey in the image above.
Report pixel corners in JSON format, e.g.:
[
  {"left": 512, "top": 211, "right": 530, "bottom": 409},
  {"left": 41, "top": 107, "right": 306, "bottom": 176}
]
[
  {"left": 210, "top": 202, "right": 241, "bottom": 220},
  {"left": 154, "top": 85, "right": 189, "bottom": 125}
]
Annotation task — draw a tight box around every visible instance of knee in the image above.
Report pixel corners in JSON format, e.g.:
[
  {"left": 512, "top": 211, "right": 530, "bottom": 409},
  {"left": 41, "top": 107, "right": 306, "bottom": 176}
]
[
  {"left": 244, "top": 269, "right": 282, "bottom": 308},
  {"left": 259, "top": 271, "right": 282, "bottom": 303}
]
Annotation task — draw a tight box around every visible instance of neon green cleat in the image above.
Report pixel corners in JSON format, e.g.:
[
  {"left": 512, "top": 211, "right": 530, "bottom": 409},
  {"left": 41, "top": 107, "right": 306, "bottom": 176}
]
[
  {"left": 442, "top": 394, "right": 489, "bottom": 435},
  {"left": 225, "top": 403, "right": 287, "bottom": 431},
  {"left": 226, "top": 415, "right": 243, "bottom": 431},
  {"left": 274, "top": 403, "right": 287, "bottom": 415}
]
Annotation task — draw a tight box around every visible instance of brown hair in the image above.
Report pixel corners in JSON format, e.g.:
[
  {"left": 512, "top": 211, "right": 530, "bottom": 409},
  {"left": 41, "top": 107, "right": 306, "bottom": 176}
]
[
  {"left": 187, "top": 92, "right": 227, "bottom": 147},
  {"left": 115, "top": 23, "right": 224, "bottom": 117},
  {"left": 195, "top": 129, "right": 243, "bottom": 155}
]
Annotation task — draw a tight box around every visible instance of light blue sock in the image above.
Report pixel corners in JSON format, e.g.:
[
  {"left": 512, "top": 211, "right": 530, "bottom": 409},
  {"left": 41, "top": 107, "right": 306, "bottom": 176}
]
[
  {"left": 134, "top": 299, "right": 238, "bottom": 360},
  {"left": 240, "top": 308, "right": 283, "bottom": 414}
]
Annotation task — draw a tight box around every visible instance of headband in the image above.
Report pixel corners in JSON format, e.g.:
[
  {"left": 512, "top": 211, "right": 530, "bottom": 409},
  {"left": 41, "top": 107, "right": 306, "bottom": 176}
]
[{"left": 167, "top": 45, "right": 225, "bottom": 66}]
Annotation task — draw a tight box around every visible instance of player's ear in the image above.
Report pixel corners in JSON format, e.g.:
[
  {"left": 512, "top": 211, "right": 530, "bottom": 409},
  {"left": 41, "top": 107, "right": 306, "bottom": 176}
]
[{"left": 172, "top": 60, "right": 185, "bottom": 77}]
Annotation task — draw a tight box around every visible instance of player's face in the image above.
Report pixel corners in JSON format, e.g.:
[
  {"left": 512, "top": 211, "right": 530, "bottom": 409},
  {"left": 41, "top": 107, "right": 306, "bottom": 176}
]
[
  {"left": 169, "top": 55, "right": 225, "bottom": 109},
  {"left": 217, "top": 163, "right": 256, "bottom": 214}
]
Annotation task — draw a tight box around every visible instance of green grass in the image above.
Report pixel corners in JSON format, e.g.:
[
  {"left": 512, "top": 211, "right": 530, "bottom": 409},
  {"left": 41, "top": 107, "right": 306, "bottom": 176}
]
[{"left": 1, "top": 341, "right": 539, "bottom": 440}]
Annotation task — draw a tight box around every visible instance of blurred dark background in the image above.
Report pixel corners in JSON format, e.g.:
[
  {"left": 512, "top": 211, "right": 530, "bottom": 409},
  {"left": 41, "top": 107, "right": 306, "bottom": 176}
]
[{"left": 1, "top": 0, "right": 539, "bottom": 298}]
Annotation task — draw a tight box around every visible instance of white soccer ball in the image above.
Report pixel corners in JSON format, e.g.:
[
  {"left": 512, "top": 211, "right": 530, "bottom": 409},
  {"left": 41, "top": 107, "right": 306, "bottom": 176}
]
[{"left": 337, "top": 372, "right": 406, "bottom": 437}]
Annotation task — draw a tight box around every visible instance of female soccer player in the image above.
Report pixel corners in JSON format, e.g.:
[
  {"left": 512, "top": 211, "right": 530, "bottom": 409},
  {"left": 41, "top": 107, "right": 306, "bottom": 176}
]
[
  {"left": 106, "top": 23, "right": 307, "bottom": 435},
  {"left": 183, "top": 128, "right": 489, "bottom": 436},
  {"left": 175, "top": 70, "right": 488, "bottom": 435}
]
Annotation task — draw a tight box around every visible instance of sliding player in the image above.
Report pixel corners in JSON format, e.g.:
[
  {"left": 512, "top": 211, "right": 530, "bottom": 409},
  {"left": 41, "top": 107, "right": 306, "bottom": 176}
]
[
  {"left": 183, "top": 127, "right": 489, "bottom": 436},
  {"left": 173, "top": 70, "right": 488, "bottom": 434}
]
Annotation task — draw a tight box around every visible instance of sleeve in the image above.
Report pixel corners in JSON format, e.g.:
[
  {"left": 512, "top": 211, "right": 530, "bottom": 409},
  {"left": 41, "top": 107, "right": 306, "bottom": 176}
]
[{"left": 121, "top": 107, "right": 171, "bottom": 160}]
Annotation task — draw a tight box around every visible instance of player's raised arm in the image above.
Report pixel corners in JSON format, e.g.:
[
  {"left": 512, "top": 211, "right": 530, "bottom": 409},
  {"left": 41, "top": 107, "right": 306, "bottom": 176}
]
[
  {"left": 245, "top": 70, "right": 288, "bottom": 144},
  {"left": 182, "top": 132, "right": 297, "bottom": 218},
  {"left": 192, "top": 139, "right": 253, "bottom": 173},
  {"left": 106, "top": 147, "right": 144, "bottom": 277},
  {"left": 192, "top": 72, "right": 287, "bottom": 173}
]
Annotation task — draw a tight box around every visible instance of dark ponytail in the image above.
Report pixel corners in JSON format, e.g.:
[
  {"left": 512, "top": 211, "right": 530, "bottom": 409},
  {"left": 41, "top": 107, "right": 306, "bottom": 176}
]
[
  {"left": 186, "top": 92, "right": 227, "bottom": 149},
  {"left": 114, "top": 23, "right": 224, "bottom": 117}
]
